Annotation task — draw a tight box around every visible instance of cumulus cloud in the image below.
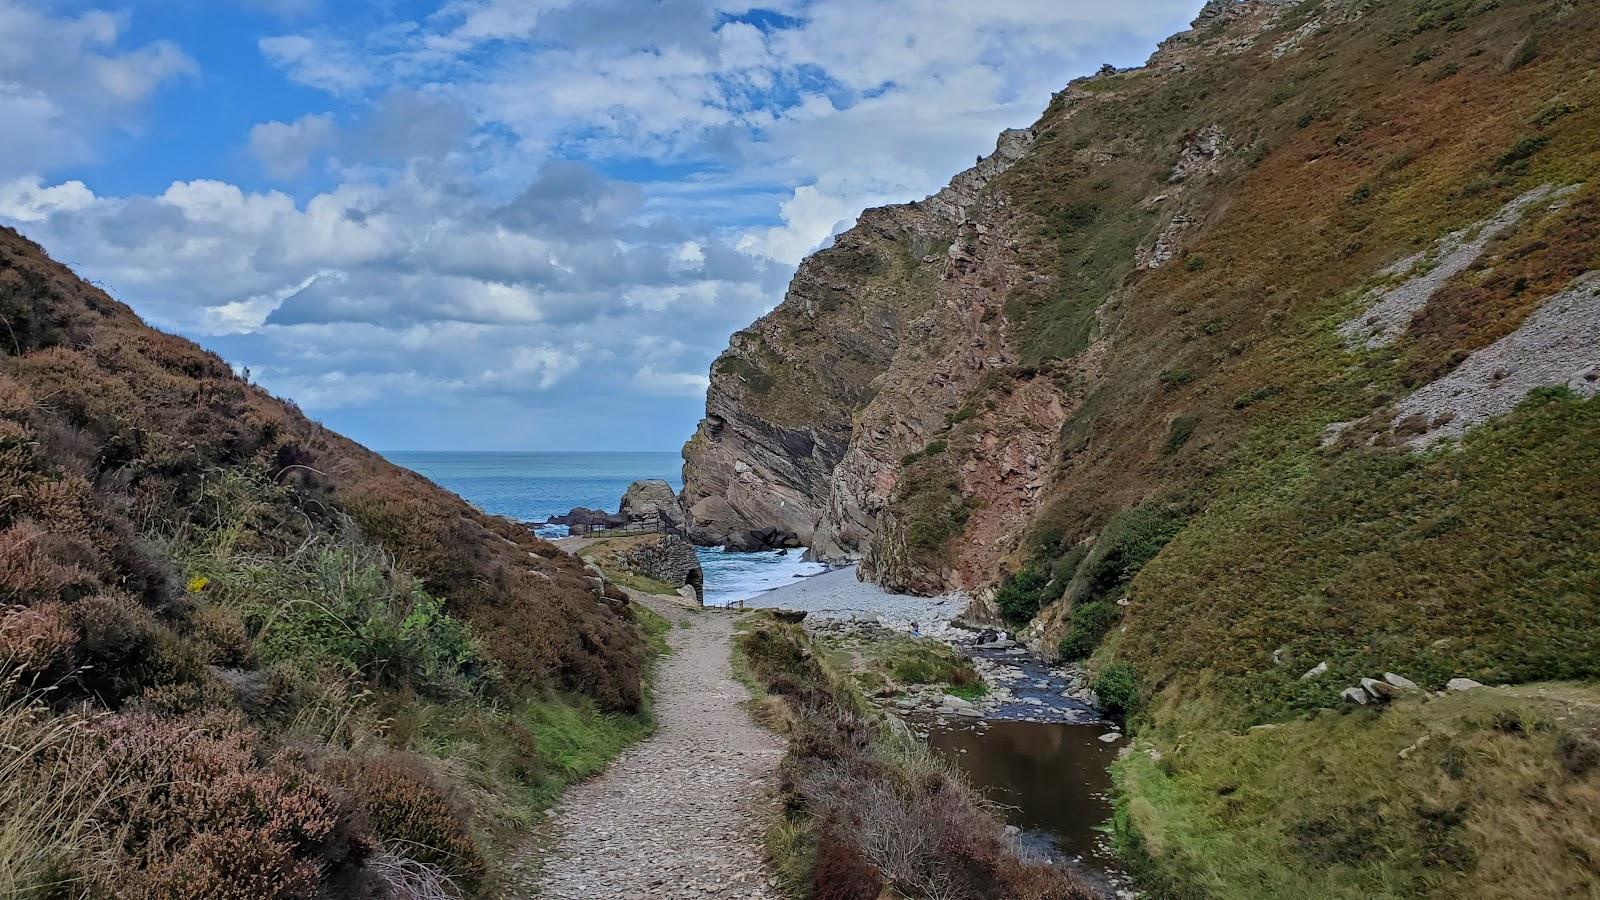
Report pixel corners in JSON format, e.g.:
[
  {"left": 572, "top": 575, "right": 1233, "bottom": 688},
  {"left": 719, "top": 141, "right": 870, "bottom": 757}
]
[
  {"left": 0, "top": 2, "right": 194, "bottom": 178},
  {"left": 3, "top": 0, "right": 1205, "bottom": 447},
  {"left": 249, "top": 114, "right": 337, "bottom": 178}
]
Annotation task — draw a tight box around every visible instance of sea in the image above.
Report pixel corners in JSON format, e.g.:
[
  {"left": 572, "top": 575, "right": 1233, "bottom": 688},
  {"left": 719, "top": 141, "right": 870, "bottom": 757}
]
[{"left": 383, "top": 451, "right": 824, "bottom": 607}]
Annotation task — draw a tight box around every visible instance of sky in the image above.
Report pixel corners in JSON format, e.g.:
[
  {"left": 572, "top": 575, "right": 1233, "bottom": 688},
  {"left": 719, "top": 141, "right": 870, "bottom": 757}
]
[{"left": 0, "top": 0, "right": 1202, "bottom": 451}]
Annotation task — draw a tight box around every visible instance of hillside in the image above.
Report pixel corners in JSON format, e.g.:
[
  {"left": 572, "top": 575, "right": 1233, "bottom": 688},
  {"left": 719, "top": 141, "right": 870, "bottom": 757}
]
[
  {"left": 684, "top": 0, "right": 1600, "bottom": 895},
  {"left": 0, "top": 227, "right": 656, "bottom": 896}
]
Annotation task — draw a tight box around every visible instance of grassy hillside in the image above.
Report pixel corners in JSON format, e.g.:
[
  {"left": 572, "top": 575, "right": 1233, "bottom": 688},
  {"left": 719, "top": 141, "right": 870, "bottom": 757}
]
[
  {"left": 0, "top": 228, "right": 661, "bottom": 897},
  {"left": 945, "top": 0, "right": 1600, "bottom": 895},
  {"left": 691, "top": 0, "right": 1600, "bottom": 895}
]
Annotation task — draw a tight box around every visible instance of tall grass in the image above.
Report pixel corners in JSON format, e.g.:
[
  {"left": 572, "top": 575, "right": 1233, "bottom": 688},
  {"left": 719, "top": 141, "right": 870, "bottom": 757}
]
[{"left": 0, "top": 682, "right": 120, "bottom": 899}]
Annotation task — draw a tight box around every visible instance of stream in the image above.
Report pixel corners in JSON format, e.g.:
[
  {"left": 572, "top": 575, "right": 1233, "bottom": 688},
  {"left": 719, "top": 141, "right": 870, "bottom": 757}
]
[{"left": 914, "top": 642, "right": 1134, "bottom": 894}]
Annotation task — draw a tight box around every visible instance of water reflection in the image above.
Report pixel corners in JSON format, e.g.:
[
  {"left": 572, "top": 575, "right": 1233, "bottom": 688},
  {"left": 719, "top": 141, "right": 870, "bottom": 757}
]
[{"left": 928, "top": 719, "right": 1125, "bottom": 875}]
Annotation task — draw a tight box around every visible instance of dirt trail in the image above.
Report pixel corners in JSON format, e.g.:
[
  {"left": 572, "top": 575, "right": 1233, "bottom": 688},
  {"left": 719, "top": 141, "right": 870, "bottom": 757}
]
[{"left": 536, "top": 604, "right": 785, "bottom": 899}]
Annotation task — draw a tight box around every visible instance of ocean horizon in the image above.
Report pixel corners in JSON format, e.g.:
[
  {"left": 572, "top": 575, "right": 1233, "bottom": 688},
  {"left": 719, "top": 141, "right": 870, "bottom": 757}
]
[{"left": 383, "top": 449, "right": 823, "bottom": 606}]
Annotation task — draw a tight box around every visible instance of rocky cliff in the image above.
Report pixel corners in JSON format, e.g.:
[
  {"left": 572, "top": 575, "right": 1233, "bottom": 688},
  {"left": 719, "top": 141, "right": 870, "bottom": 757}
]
[
  {"left": 687, "top": 2, "right": 1600, "bottom": 893},
  {"left": 679, "top": 128, "right": 1034, "bottom": 552}
]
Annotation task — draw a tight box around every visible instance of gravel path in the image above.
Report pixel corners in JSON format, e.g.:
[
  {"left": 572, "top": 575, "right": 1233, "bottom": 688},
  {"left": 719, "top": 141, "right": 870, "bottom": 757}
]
[{"left": 537, "top": 605, "right": 784, "bottom": 899}]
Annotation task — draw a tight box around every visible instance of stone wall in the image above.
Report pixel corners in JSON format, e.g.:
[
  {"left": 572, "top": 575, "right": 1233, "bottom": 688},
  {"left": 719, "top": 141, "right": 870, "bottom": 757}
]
[{"left": 617, "top": 534, "right": 704, "bottom": 603}]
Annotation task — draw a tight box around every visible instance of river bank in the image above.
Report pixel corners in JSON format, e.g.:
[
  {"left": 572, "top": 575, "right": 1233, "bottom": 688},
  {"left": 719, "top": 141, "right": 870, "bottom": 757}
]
[{"left": 737, "top": 567, "right": 1134, "bottom": 894}]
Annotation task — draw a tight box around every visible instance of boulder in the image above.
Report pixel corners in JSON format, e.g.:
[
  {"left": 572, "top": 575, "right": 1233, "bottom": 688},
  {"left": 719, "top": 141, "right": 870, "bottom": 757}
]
[
  {"left": 1300, "top": 661, "right": 1329, "bottom": 680},
  {"left": 547, "top": 507, "right": 627, "bottom": 530},
  {"left": 723, "top": 529, "right": 770, "bottom": 552},
  {"left": 1445, "top": 677, "right": 1484, "bottom": 692},
  {"left": 1383, "top": 672, "right": 1420, "bottom": 691},
  {"left": 1098, "top": 731, "right": 1123, "bottom": 743},
  {"left": 619, "top": 479, "right": 688, "bottom": 532},
  {"left": 1341, "top": 687, "right": 1370, "bottom": 705},
  {"left": 1361, "top": 677, "right": 1398, "bottom": 701}
]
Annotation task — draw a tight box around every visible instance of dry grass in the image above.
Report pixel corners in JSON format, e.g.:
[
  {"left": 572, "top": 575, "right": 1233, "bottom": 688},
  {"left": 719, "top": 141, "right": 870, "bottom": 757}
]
[{"left": 0, "top": 690, "right": 119, "bottom": 899}]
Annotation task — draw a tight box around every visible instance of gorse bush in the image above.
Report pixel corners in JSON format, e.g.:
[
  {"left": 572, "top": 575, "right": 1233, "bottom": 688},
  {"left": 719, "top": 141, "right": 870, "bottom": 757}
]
[
  {"left": 171, "top": 474, "right": 483, "bottom": 699},
  {"left": 236, "top": 547, "right": 479, "bottom": 697},
  {"left": 1038, "top": 502, "right": 1188, "bottom": 660},
  {"left": 995, "top": 544, "right": 1086, "bottom": 627}
]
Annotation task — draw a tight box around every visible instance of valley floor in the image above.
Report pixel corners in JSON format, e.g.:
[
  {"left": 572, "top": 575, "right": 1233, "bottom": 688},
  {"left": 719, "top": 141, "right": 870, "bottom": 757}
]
[{"left": 535, "top": 601, "right": 785, "bottom": 899}]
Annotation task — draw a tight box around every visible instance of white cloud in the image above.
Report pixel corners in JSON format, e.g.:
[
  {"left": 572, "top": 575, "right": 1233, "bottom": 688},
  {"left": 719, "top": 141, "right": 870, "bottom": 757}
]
[
  {"left": 259, "top": 34, "right": 374, "bottom": 94},
  {"left": 4, "top": 0, "right": 1207, "bottom": 446},
  {"left": 634, "top": 364, "right": 711, "bottom": 397},
  {"left": 248, "top": 114, "right": 337, "bottom": 178},
  {"left": 0, "top": 2, "right": 194, "bottom": 179},
  {"left": 0, "top": 177, "right": 96, "bottom": 222},
  {"left": 737, "top": 184, "right": 861, "bottom": 264}
]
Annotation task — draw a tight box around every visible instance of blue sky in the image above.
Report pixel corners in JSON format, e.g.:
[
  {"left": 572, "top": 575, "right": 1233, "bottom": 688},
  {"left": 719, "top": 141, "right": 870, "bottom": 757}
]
[{"left": 0, "top": 0, "right": 1202, "bottom": 451}]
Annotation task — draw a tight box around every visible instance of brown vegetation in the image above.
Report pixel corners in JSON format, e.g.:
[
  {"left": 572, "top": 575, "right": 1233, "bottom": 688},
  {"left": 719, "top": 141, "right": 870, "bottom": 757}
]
[
  {"left": 737, "top": 615, "right": 1097, "bottom": 900},
  {"left": 0, "top": 226, "right": 655, "bottom": 896}
]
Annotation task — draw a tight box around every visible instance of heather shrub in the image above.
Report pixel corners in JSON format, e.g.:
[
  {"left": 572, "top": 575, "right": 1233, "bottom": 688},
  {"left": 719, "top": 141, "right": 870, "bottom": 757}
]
[
  {"left": 0, "top": 521, "right": 95, "bottom": 603},
  {"left": 811, "top": 823, "right": 883, "bottom": 900},
  {"left": 69, "top": 592, "right": 204, "bottom": 702},
  {"left": 329, "top": 752, "right": 485, "bottom": 888},
  {"left": 85, "top": 712, "right": 355, "bottom": 896},
  {"left": 131, "top": 826, "right": 319, "bottom": 900},
  {"left": 0, "top": 604, "right": 76, "bottom": 687}
]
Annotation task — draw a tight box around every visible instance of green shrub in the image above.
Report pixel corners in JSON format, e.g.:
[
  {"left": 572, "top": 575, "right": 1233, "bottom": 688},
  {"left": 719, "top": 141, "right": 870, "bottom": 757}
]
[
  {"left": 1494, "top": 135, "right": 1549, "bottom": 171},
  {"left": 713, "top": 356, "right": 776, "bottom": 393},
  {"left": 995, "top": 565, "right": 1053, "bottom": 625},
  {"left": 891, "top": 464, "right": 972, "bottom": 557},
  {"left": 1059, "top": 600, "right": 1121, "bottom": 661},
  {"left": 1164, "top": 415, "right": 1200, "bottom": 453},
  {"left": 1074, "top": 503, "right": 1188, "bottom": 604},
  {"left": 883, "top": 642, "right": 981, "bottom": 690},
  {"left": 1159, "top": 368, "right": 1195, "bottom": 391},
  {"left": 1094, "top": 662, "right": 1143, "bottom": 719},
  {"left": 198, "top": 546, "right": 480, "bottom": 698}
]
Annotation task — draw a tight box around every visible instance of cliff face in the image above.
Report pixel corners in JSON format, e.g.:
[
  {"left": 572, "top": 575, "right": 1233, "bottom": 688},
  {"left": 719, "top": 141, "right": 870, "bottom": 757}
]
[
  {"left": 687, "top": 1, "right": 1600, "bottom": 893},
  {"left": 683, "top": 0, "right": 1306, "bottom": 583},
  {"left": 686, "top": 1, "right": 1600, "bottom": 893},
  {"left": 679, "top": 128, "right": 1034, "bottom": 550}
]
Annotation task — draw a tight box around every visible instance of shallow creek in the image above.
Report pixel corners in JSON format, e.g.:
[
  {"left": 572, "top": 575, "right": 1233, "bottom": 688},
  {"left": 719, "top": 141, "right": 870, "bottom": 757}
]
[{"left": 912, "top": 643, "right": 1133, "bottom": 893}]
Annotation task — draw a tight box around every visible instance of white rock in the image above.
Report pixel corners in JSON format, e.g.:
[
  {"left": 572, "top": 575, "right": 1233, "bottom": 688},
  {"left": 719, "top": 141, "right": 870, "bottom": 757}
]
[
  {"left": 1445, "top": 677, "right": 1484, "bottom": 692},
  {"left": 1383, "top": 672, "right": 1420, "bottom": 691},
  {"left": 1099, "top": 731, "right": 1123, "bottom": 743},
  {"left": 1301, "top": 661, "right": 1329, "bottom": 680},
  {"left": 1341, "top": 687, "right": 1370, "bottom": 705}
]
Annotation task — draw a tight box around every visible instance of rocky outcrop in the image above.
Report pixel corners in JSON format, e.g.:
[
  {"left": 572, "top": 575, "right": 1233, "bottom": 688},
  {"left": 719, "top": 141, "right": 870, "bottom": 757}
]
[
  {"left": 680, "top": 129, "right": 1037, "bottom": 554},
  {"left": 619, "top": 479, "right": 688, "bottom": 532}
]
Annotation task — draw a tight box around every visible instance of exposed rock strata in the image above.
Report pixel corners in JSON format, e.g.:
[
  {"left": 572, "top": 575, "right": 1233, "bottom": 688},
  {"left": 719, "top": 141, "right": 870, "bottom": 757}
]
[{"left": 680, "top": 128, "right": 1037, "bottom": 552}]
